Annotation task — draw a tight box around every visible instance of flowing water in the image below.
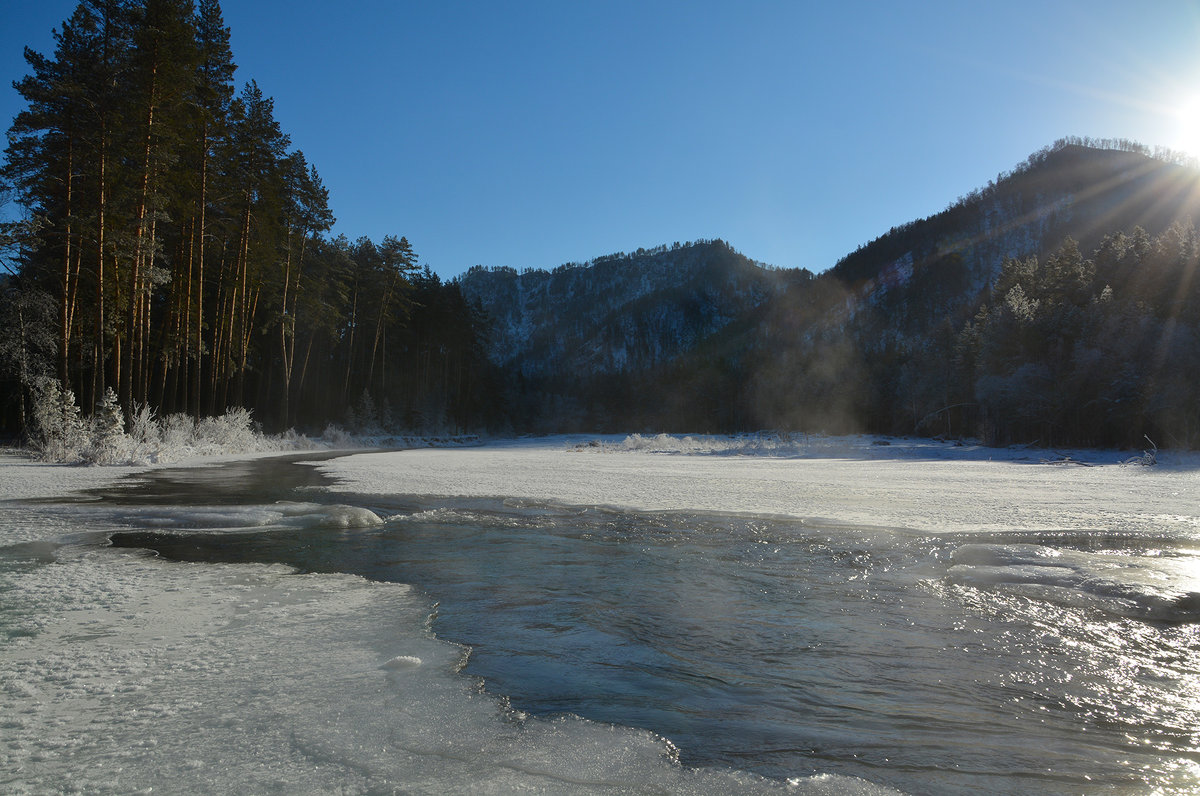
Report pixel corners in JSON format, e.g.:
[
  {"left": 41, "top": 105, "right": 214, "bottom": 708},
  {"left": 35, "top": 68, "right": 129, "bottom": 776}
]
[{"left": 8, "top": 454, "right": 1200, "bottom": 794}]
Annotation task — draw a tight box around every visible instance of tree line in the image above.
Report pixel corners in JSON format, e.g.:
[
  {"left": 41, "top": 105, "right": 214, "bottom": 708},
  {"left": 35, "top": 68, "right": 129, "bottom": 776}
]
[
  {"left": 475, "top": 220, "right": 1200, "bottom": 451},
  {"left": 0, "top": 0, "right": 493, "bottom": 435},
  {"left": 949, "top": 224, "right": 1200, "bottom": 448},
  {"left": 745, "top": 222, "right": 1200, "bottom": 449},
  {"left": 5, "top": 7, "right": 1194, "bottom": 454}
]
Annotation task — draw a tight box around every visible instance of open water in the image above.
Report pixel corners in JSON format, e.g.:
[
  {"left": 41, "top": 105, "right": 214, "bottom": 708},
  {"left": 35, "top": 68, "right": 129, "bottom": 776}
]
[{"left": 15, "top": 454, "right": 1200, "bottom": 793}]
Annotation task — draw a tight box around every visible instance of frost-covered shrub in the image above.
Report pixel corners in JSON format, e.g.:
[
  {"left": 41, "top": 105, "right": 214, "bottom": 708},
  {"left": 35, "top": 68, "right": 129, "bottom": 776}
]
[
  {"left": 595, "top": 432, "right": 818, "bottom": 457},
  {"left": 618, "top": 433, "right": 706, "bottom": 453},
  {"left": 86, "top": 387, "right": 130, "bottom": 465},
  {"left": 162, "top": 413, "right": 196, "bottom": 449},
  {"left": 321, "top": 423, "right": 356, "bottom": 448},
  {"left": 195, "top": 407, "right": 257, "bottom": 450},
  {"left": 128, "top": 402, "right": 161, "bottom": 446},
  {"left": 30, "top": 379, "right": 85, "bottom": 462},
  {"left": 24, "top": 387, "right": 336, "bottom": 464},
  {"left": 279, "top": 427, "right": 318, "bottom": 450}
]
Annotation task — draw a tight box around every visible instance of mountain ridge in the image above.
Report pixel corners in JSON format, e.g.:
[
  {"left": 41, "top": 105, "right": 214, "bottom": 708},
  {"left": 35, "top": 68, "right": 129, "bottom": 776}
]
[
  {"left": 831, "top": 141, "right": 1199, "bottom": 289},
  {"left": 458, "top": 140, "right": 1200, "bottom": 444},
  {"left": 459, "top": 239, "right": 809, "bottom": 377}
]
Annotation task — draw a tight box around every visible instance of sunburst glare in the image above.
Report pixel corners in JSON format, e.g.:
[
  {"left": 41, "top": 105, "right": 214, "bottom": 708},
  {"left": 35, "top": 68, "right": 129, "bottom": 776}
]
[{"left": 1168, "top": 94, "right": 1200, "bottom": 158}]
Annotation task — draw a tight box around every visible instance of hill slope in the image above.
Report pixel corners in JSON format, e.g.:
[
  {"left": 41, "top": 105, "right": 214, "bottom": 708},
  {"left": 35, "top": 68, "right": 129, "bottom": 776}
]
[
  {"left": 458, "top": 141, "right": 1200, "bottom": 443},
  {"left": 830, "top": 140, "right": 1200, "bottom": 319},
  {"left": 459, "top": 240, "right": 808, "bottom": 378}
]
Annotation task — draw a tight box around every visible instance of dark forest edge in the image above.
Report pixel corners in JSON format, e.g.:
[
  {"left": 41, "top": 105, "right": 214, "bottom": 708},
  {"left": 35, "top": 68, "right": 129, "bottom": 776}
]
[
  {"left": 0, "top": 0, "right": 499, "bottom": 444},
  {"left": 2, "top": 2, "right": 1198, "bottom": 454}
]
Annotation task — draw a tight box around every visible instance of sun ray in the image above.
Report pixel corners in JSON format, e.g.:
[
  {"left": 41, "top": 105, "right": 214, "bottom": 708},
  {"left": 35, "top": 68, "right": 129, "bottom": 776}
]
[{"left": 1169, "top": 94, "right": 1200, "bottom": 158}]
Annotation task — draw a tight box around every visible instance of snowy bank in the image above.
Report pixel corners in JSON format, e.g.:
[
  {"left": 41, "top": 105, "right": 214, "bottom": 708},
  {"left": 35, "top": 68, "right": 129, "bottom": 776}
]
[
  {"left": 7, "top": 544, "right": 849, "bottom": 794},
  {"left": 316, "top": 434, "right": 1200, "bottom": 536}
]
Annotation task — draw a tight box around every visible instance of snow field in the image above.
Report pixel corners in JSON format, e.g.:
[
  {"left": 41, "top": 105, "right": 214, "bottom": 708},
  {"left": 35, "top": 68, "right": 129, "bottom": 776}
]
[{"left": 315, "top": 435, "right": 1200, "bottom": 537}]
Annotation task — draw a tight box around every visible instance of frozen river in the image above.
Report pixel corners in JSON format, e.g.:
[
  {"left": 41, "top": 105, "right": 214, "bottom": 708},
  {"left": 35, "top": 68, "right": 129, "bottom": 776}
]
[{"left": 3, "top": 437, "right": 1200, "bottom": 794}]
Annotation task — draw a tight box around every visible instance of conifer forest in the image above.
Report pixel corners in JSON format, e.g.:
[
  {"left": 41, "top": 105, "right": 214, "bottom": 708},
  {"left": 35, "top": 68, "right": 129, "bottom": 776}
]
[{"left": 0, "top": 0, "right": 494, "bottom": 435}]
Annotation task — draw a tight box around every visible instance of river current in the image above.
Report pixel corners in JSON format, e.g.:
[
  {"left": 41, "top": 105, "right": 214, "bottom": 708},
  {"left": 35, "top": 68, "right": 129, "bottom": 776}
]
[{"left": 11, "top": 454, "right": 1200, "bottom": 794}]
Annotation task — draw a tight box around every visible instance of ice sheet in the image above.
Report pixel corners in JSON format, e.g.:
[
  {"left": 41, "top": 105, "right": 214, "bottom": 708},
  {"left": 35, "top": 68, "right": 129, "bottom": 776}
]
[{"left": 314, "top": 435, "right": 1200, "bottom": 536}]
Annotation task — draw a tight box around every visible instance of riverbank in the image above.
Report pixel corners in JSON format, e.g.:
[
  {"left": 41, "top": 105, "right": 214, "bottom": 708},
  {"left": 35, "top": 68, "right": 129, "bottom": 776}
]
[{"left": 315, "top": 434, "right": 1200, "bottom": 536}]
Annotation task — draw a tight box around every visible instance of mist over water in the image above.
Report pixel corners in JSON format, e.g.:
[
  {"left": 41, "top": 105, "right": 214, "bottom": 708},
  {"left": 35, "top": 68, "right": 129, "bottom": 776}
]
[{"left": 85, "top": 456, "right": 1200, "bottom": 795}]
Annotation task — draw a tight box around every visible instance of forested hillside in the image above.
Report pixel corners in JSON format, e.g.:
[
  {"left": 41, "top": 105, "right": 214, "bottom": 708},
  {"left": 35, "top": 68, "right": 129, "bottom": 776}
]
[
  {"left": 0, "top": 0, "right": 492, "bottom": 435},
  {"left": 753, "top": 139, "right": 1200, "bottom": 448},
  {"left": 459, "top": 240, "right": 810, "bottom": 430},
  {"left": 464, "top": 142, "right": 1200, "bottom": 448}
]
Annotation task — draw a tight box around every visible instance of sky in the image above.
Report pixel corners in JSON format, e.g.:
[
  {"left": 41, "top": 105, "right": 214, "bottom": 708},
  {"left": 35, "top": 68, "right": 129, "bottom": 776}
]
[{"left": 4, "top": 1, "right": 1200, "bottom": 279}]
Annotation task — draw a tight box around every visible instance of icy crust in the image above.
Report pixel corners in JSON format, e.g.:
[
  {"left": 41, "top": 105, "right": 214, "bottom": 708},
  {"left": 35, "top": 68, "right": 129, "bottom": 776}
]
[
  {"left": 127, "top": 500, "right": 383, "bottom": 531},
  {"left": 0, "top": 449, "right": 352, "bottom": 545},
  {"left": 0, "top": 546, "right": 898, "bottom": 795},
  {"left": 0, "top": 450, "right": 145, "bottom": 507},
  {"left": 947, "top": 540, "right": 1200, "bottom": 623},
  {"left": 315, "top": 435, "right": 1200, "bottom": 537}
]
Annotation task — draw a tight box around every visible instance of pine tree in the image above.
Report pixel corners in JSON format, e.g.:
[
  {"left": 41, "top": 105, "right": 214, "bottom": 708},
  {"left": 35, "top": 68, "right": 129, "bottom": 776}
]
[
  {"left": 275, "top": 153, "right": 332, "bottom": 427},
  {"left": 4, "top": 5, "right": 105, "bottom": 392},
  {"left": 85, "top": 0, "right": 135, "bottom": 409},
  {"left": 2, "top": 3, "right": 492, "bottom": 437},
  {"left": 367, "top": 234, "right": 418, "bottom": 394},
  {"left": 90, "top": 385, "right": 127, "bottom": 463},
  {"left": 120, "top": 0, "right": 201, "bottom": 413},
  {"left": 212, "top": 80, "right": 290, "bottom": 408},
  {"left": 186, "top": 0, "right": 235, "bottom": 419},
  {"left": 30, "top": 379, "right": 83, "bottom": 460}
]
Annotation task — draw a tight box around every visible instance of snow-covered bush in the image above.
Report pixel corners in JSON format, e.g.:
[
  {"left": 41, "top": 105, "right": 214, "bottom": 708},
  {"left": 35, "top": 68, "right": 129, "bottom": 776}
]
[
  {"left": 279, "top": 427, "right": 319, "bottom": 450},
  {"left": 26, "top": 390, "right": 323, "bottom": 465},
  {"left": 30, "top": 379, "right": 84, "bottom": 462},
  {"left": 128, "top": 402, "right": 161, "bottom": 446},
  {"left": 194, "top": 407, "right": 257, "bottom": 450},
  {"left": 86, "top": 387, "right": 129, "bottom": 465},
  {"left": 321, "top": 423, "right": 356, "bottom": 448},
  {"left": 162, "top": 413, "right": 196, "bottom": 449}
]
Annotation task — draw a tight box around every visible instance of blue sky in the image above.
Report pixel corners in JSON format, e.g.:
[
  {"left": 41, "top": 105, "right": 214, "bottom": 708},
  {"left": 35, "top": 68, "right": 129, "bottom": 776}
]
[{"left": 4, "top": 1, "right": 1200, "bottom": 278}]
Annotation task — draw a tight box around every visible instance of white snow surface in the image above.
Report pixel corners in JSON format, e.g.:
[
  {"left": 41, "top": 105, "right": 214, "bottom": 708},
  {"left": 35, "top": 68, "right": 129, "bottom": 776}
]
[
  {"left": 316, "top": 434, "right": 1200, "bottom": 536},
  {"left": 0, "top": 448, "right": 337, "bottom": 545}
]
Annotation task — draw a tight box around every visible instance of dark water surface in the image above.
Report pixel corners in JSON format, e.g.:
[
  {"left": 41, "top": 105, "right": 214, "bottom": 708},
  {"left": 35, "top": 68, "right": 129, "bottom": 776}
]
[{"left": 98, "top": 455, "right": 1200, "bottom": 795}]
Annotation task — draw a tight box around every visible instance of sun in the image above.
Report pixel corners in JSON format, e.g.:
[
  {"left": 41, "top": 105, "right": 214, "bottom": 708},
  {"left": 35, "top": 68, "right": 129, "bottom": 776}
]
[{"left": 1168, "top": 94, "right": 1200, "bottom": 157}]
